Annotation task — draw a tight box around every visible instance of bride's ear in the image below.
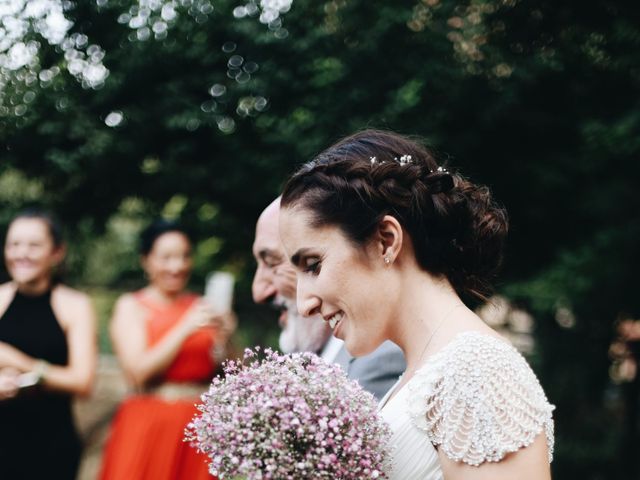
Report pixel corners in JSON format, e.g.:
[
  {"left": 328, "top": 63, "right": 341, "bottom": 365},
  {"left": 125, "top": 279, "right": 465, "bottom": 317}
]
[{"left": 376, "top": 215, "right": 403, "bottom": 266}]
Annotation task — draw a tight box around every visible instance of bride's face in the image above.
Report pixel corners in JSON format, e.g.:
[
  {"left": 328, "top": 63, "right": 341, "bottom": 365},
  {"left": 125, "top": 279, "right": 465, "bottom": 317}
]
[{"left": 279, "top": 206, "right": 393, "bottom": 357}]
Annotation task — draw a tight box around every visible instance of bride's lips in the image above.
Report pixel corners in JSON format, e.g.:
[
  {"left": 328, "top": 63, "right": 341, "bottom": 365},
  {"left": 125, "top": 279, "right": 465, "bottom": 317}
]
[{"left": 324, "top": 311, "right": 344, "bottom": 335}]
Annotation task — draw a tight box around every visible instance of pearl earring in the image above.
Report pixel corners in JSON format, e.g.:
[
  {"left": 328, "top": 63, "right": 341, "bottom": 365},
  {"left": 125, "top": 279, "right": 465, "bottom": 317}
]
[{"left": 384, "top": 255, "right": 391, "bottom": 265}]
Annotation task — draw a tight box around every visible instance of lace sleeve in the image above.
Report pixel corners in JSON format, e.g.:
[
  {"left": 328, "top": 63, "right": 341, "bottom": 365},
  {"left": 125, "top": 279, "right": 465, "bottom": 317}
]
[{"left": 407, "top": 332, "right": 555, "bottom": 466}]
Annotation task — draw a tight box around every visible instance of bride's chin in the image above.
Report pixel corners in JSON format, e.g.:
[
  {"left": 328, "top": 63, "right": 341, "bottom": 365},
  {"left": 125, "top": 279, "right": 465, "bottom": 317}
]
[{"left": 343, "top": 338, "right": 377, "bottom": 358}]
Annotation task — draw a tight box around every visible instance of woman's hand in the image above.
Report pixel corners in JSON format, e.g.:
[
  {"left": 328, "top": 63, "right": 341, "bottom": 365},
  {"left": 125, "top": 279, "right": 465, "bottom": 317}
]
[
  {"left": 0, "top": 342, "right": 31, "bottom": 371},
  {"left": 181, "top": 301, "right": 237, "bottom": 338},
  {"left": 180, "top": 300, "right": 218, "bottom": 333},
  {"left": 211, "top": 311, "right": 238, "bottom": 343},
  {"left": 0, "top": 368, "right": 20, "bottom": 400},
  {"left": 182, "top": 300, "right": 238, "bottom": 342}
]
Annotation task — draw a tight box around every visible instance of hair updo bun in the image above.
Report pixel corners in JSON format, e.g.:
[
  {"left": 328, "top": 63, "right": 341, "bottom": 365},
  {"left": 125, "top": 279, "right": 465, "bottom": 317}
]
[{"left": 281, "top": 129, "right": 508, "bottom": 303}]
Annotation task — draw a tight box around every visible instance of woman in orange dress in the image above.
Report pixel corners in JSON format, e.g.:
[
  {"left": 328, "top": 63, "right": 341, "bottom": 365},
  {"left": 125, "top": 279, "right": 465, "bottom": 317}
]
[{"left": 100, "top": 220, "right": 236, "bottom": 480}]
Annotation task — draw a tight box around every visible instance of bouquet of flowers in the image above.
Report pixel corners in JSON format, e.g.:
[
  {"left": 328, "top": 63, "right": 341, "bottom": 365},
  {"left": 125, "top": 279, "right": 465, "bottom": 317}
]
[{"left": 186, "top": 348, "right": 391, "bottom": 479}]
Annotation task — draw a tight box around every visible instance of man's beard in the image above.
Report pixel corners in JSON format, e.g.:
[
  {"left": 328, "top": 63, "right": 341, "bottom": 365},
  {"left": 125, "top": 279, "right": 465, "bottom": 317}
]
[{"left": 277, "top": 298, "right": 331, "bottom": 354}]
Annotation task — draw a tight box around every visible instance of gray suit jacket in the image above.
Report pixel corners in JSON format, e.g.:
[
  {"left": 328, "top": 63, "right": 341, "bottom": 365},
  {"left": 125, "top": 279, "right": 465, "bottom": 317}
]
[{"left": 333, "top": 340, "right": 406, "bottom": 401}]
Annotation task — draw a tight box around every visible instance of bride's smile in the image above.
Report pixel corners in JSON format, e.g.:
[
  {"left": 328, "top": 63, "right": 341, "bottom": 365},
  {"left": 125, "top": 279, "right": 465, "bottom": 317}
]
[
  {"left": 278, "top": 129, "right": 554, "bottom": 480},
  {"left": 279, "top": 207, "right": 400, "bottom": 357}
]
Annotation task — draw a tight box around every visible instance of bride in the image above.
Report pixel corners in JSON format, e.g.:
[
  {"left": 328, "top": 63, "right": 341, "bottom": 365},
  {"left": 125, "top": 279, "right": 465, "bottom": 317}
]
[{"left": 278, "top": 129, "right": 554, "bottom": 479}]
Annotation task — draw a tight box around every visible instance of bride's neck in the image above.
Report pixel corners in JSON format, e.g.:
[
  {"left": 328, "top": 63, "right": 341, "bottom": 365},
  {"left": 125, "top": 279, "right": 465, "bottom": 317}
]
[{"left": 390, "top": 270, "right": 464, "bottom": 372}]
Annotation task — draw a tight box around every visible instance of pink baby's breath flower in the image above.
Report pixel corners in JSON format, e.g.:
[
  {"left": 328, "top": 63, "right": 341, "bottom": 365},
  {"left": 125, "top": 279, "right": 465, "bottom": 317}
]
[{"left": 186, "top": 348, "right": 391, "bottom": 479}]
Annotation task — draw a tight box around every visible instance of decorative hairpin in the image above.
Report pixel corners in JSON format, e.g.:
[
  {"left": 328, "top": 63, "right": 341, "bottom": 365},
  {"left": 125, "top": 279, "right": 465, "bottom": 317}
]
[
  {"left": 398, "top": 155, "right": 413, "bottom": 166},
  {"left": 425, "top": 165, "right": 454, "bottom": 193},
  {"left": 370, "top": 155, "right": 415, "bottom": 166}
]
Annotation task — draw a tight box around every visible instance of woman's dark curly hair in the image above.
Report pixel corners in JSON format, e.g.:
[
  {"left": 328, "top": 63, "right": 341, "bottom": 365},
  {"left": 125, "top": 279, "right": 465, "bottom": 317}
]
[
  {"left": 281, "top": 129, "right": 508, "bottom": 303},
  {"left": 139, "top": 219, "right": 193, "bottom": 255}
]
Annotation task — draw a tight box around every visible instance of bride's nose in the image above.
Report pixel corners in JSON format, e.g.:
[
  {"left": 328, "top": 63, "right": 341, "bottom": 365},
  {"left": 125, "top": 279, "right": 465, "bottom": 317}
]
[{"left": 296, "top": 278, "right": 321, "bottom": 318}]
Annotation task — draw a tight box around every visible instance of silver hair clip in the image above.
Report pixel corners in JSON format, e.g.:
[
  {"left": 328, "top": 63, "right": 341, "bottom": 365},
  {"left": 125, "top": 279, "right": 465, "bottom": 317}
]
[
  {"left": 390, "top": 154, "right": 414, "bottom": 166},
  {"left": 399, "top": 155, "right": 412, "bottom": 166},
  {"left": 425, "top": 165, "right": 454, "bottom": 193},
  {"left": 371, "top": 155, "right": 414, "bottom": 166}
]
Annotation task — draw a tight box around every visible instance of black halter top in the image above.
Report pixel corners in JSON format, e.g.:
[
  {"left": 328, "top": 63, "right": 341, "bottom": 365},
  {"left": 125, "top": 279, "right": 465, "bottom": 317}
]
[
  {"left": 0, "top": 288, "right": 81, "bottom": 479},
  {"left": 0, "top": 289, "right": 68, "bottom": 364}
]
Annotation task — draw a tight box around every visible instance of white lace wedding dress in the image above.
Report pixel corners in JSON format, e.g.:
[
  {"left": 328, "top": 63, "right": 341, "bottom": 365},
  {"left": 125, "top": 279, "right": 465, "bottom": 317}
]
[{"left": 379, "top": 331, "right": 555, "bottom": 479}]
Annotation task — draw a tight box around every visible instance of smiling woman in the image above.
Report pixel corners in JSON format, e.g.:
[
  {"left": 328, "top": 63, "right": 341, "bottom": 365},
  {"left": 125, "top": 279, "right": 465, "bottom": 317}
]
[
  {"left": 0, "top": 209, "right": 97, "bottom": 479},
  {"left": 99, "top": 219, "right": 237, "bottom": 480},
  {"left": 279, "top": 129, "right": 555, "bottom": 480},
  {"left": 281, "top": 210, "right": 390, "bottom": 357}
]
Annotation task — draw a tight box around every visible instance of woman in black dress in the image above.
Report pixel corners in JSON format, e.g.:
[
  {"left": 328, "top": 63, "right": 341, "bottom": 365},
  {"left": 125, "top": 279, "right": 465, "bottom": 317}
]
[{"left": 0, "top": 210, "right": 97, "bottom": 479}]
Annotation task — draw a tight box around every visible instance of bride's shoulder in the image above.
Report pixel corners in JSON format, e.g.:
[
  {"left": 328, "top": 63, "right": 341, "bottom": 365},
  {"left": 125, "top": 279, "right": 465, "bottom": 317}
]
[{"left": 407, "top": 331, "right": 555, "bottom": 467}]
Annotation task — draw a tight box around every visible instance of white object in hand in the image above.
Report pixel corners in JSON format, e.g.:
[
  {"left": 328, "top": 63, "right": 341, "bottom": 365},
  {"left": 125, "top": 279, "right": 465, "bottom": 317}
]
[
  {"left": 205, "top": 271, "right": 235, "bottom": 314},
  {"left": 16, "top": 371, "right": 39, "bottom": 388}
]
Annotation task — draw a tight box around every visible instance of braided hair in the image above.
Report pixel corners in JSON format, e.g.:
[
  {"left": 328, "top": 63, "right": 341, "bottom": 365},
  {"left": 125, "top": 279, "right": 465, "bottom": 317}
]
[{"left": 281, "top": 129, "right": 508, "bottom": 303}]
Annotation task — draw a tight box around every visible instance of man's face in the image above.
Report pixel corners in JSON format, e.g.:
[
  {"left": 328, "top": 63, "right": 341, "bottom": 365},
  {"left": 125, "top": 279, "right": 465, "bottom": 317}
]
[
  {"left": 252, "top": 199, "right": 297, "bottom": 326},
  {"left": 277, "top": 297, "right": 335, "bottom": 354},
  {"left": 252, "top": 198, "right": 331, "bottom": 353}
]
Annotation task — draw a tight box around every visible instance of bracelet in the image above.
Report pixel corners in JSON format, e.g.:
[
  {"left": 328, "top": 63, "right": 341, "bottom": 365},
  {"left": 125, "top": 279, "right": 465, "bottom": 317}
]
[{"left": 32, "top": 360, "right": 50, "bottom": 385}]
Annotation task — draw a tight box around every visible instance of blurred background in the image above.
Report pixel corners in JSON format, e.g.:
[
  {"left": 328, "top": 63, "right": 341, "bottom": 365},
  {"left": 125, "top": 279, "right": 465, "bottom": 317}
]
[{"left": 1, "top": 0, "right": 639, "bottom": 478}]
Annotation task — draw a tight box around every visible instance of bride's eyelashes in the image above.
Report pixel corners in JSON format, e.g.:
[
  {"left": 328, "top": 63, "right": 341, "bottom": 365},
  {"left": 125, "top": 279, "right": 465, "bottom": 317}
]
[{"left": 303, "top": 258, "right": 322, "bottom": 275}]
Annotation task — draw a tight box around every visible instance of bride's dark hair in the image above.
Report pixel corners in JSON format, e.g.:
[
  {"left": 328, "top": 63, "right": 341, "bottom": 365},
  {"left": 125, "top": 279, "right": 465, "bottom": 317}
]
[{"left": 281, "top": 129, "right": 508, "bottom": 303}]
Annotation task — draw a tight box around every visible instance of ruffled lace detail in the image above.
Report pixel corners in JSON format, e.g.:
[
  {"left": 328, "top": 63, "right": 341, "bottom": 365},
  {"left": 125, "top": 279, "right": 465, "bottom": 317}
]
[{"left": 407, "top": 331, "right": 555, "bottom": 466}]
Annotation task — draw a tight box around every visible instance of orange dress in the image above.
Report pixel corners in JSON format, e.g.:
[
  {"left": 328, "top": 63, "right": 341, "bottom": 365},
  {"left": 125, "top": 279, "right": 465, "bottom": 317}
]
[{"left": 100, "top": 292, "right": 216, "bottom": 480}]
